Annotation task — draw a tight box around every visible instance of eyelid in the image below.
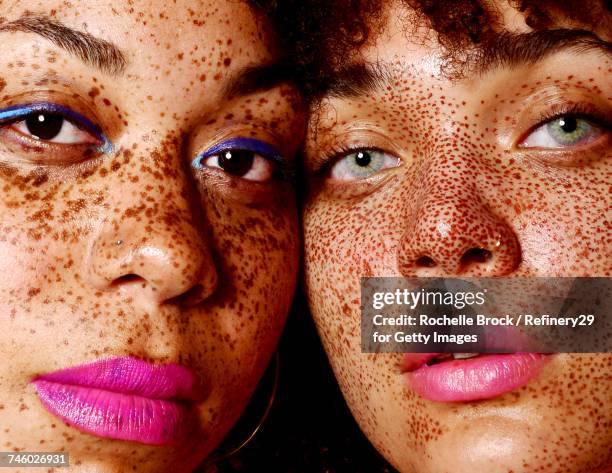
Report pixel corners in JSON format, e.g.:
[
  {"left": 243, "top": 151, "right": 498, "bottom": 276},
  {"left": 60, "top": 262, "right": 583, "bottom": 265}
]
[
  {"left": 516, "top": 116, "right": 609, "bottom": 152},
  {"left": 511, "top": 100, "right": 611, "bottom": 148},
  {"left": 196, "top": 137, "right": 284, "bottom": 163},
  {"left": 0, "top": 102, "right": 113, "bottom": 153},
  {"left": 533, "top": 111, "right": 610, "bottom": 135},
  {"left": 306, "top": 125, "right": 403, "bottom": 174}
]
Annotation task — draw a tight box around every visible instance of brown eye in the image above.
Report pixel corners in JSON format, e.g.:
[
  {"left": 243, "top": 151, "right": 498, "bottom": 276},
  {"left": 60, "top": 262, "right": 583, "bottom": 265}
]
[
  {"left": 192, "top": 138, "right": 285, "bottom": 183},
  {"left": 24, "top": 113, "right": 65, "bottom": 140},
  {"left": 217, "top": 150, "right": 255, "bottom": 177},
  {"left": 12, "top": 113, "right": 98, "bottom": 145},
  {"left": 196, "top": 151, "right": 275, "bottom": 182},
  {"left": 0, "top": 103, "right": 108, "bottom": 150}
]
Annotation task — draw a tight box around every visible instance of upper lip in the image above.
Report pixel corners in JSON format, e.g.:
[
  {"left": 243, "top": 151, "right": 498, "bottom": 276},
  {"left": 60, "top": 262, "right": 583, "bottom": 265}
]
[
  {"left": 33, "top": 356, "right": 205, "bottom": 402},
  {"left": 401, "top": 353, "right": 446, "bottom": 372}
]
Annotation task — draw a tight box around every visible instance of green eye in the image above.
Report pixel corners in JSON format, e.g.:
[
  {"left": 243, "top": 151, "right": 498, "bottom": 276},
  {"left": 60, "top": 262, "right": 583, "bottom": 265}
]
[
  {"left": 521, "top": 115, "right": 605, "bottom": 149},
  {"left": 546, "top": 117, "right": 592, "bottom": 146},
  {"left": 330, "top": 149, "right": 399, "bottom": 181}
]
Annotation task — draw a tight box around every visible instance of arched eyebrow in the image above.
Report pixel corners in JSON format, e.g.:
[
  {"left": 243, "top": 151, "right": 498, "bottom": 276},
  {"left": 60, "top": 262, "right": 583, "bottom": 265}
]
[
  {"left": 316, "top": 28, "right": 611, "bottom": 99},
  {"left": 0, "top": 15, "right": 127, "bottom": 76}
]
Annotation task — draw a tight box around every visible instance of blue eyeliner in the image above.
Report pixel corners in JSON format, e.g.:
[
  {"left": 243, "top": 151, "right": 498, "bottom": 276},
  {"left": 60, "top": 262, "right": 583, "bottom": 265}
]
[
  {"left": 0, "top": 102, "right": 113, "bottom": 154},
  {"left": 193, "top": 137, "right": 294, "bottom": 180}
]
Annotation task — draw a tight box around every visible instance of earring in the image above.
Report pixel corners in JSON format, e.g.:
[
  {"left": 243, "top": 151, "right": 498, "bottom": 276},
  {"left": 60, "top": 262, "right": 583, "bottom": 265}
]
[{"left": 197, "top": 351, "right": 280, "bottom": 472}]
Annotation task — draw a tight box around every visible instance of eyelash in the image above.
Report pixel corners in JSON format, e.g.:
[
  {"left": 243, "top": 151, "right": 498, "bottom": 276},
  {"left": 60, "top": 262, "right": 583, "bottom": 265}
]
[
  {"left": 0, "top": 102, "right": 112, "bottom": 152},
  {"left": 529, "top": 102, "right": 611, "bottom": 135}
]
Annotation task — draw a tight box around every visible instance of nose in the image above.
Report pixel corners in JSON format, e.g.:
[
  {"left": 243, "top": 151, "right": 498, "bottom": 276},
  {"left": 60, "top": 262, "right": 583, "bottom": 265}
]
[
  {"left": 398, "top": 160, "right": 521, "bottom": 277},
  {"left": 85, "top": 151, "right": 218, "bottom": 307}
]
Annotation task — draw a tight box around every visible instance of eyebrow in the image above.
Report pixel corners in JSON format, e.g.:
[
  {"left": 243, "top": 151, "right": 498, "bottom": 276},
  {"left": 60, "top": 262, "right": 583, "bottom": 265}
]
[
  {"left": 223, "top": 60, "right": 297, "bottom": 99},
  {"left": 0, "top": 15, "right": 127, "bottom": 75},
  {"left": 317, "top": 29, "right": 611, "bottom": 99},
  {"left": 474, "top": 29, "right": 612, "bottom": 74}
]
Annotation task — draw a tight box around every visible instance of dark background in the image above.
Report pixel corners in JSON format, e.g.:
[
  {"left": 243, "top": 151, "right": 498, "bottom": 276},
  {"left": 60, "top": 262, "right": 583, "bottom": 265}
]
[{"left": 214, "top": 291, "right": 398, "bottom": 473}]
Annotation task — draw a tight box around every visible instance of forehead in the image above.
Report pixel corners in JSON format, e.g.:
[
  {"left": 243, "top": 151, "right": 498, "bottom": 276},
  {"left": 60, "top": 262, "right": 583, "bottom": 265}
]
[
  {"left": 1, "top": 0, "right": 276, "bottom": 73},
  {"left": 356, "top": 0, "right": 516, "bottom": 67},
  {"left": 332, "top": 3, "right": 610, "bottom": 99}
]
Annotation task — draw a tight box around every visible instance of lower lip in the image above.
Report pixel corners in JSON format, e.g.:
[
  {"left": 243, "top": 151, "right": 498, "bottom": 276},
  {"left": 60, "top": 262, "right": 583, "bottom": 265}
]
[
  {"left": 33, "top": 380, "right": 191, "bottom": 445},
  {"left": 403, "top": 353, "right": 550, "bottom": 402}
]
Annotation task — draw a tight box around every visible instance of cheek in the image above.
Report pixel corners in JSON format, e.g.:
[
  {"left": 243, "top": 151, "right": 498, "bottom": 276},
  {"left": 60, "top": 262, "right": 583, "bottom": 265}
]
[
  {"left": 506, "top": 167, "right": 611, "bottom": 275},
  {"left": 303, "top": 181, "right": 410, "bottom": 354},
  {"left": 186, "top": 192, "right": 299, "bottom": 440},
  {"left": 303, "top": 198, "right": 390, "bottom": 410},
  {"left": 0, "top": 166, "right": 108, "bottom": 300},
  {"left": 0, "top": 184, "right": 83, "bottom": 301},
  {"left": 304, "top": 186, "right": 401, "bottom": 274},
  {"left": 0, "top": 235, "right": 30, "bottom": 294},
  {"left": 202, "top": 189, "right": 299, "bottom": 351},
  {"left": 515, "top": 208, "right": 588, "bottom": 272}
]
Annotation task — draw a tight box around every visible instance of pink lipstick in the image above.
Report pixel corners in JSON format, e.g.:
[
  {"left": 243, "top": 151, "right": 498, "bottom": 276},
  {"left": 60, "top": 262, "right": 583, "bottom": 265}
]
[
  {"left": 31, "top": 357, "right": 203, "bottom": 445},
  {"left": 402, "top": 353, "right": 550, "bottom": 402}
]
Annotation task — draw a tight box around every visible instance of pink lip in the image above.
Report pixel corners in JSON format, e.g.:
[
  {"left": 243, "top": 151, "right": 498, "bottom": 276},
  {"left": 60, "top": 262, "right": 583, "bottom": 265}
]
[
  {"left": 402, "top": 353, "right": 550, "bottom": 402},
  {"left": 31, "top": 356, "right": 203, "bottom": 445}
]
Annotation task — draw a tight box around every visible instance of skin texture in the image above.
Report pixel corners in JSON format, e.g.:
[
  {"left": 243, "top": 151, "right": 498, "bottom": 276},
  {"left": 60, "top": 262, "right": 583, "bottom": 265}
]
[
  {"left": 0, "top": 1, "right": 304, "bottom": 472},
  {"left": 302, "top": 1, "right": 612, "bottom": 472}
]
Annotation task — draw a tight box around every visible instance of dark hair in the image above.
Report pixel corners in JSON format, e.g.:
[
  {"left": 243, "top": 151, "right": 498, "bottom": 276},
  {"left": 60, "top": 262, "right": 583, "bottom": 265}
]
[{"left": 269, "top": 0, "right": 611, "bottom": 98}]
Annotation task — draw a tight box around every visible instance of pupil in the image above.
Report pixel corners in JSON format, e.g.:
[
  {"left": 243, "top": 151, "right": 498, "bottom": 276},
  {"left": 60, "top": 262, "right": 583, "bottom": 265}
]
[
  {"left": 559, "top": 116, "right": 577, "bottom": 133},
  {"left": 355, "top": 151, "right": 372, "bottom": 167},
  {"left": 25, "top": 113, "right": 64, "bottom": 140},
  {"left": 218, "top": 150, "right": 254, "bottom": 176}
]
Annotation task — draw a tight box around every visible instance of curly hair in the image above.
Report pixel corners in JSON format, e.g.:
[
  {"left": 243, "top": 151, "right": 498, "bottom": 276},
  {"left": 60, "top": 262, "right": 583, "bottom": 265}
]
[{"left": 269, "top": 0, "right": 612, "bottom": 98}]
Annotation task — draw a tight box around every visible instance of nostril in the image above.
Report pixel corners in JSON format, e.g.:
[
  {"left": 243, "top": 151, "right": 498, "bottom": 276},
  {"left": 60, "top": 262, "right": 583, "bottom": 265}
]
[
  {"left": 415, "top": 256, "right": 437, "bottom": 268},
  {"left": 460, "top": 247, "right": 493, "bottom": 267},
  {"left": 112, "top": 274, "right": 144, "bottom": 286},
  {"left": 167, "top": 283, "right": 207, "bottom": 307}
]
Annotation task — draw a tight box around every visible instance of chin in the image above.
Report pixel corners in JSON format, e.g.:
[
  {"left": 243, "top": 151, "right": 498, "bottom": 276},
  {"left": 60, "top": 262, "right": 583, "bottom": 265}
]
[{"left": 420, "top": 419, "right": 538, "bottom": 473}]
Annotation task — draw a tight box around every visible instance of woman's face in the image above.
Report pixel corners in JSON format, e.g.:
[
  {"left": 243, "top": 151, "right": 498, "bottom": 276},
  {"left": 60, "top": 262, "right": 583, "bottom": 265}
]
[
  {"left": 302, "top": 1, "right": 611, "bottom": 472},
  {"left": 0, "top": 0, "right": 303, "bottom": 471}
]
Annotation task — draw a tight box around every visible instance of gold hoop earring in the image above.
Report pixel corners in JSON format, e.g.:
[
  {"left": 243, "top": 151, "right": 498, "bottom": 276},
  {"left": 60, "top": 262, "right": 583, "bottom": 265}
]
[{"left": 198, "top": 351, "right": 280, "bottom": 472}]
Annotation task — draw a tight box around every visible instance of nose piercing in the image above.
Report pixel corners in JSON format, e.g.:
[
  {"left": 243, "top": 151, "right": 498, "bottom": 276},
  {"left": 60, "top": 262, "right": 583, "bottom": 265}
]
[{"left": 116, "top": 239, "right": 123, "bottom": 246}]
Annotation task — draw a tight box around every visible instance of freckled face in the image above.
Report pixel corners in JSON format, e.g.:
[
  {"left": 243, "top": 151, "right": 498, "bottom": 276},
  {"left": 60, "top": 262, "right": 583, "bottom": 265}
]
[
  {"left": 0, "top": 0, "right": 304, "bottom": 471},
  {"left": 302, "top": 3, "right": 611, "bottom": 473}
]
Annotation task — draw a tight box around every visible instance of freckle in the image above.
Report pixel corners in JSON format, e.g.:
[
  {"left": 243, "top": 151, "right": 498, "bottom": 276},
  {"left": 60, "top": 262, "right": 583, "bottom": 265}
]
[
  {"left": 102, "top": 98, "right": 111, "bottom": 106},
  {"left": 88, "top": 87, "right": 100, "bottom": 98},
  {"left": 223, "top": 58, "right": 231, "bottom": 67},
  {"left": 199, "top": 74, "right": 206, "bottom": 82},
  {"left": 32, "top": 173, "right": 49, "bottom": 187}
]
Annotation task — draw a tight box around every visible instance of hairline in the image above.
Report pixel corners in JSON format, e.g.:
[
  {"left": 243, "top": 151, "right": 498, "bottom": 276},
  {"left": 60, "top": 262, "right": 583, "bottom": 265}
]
[{"left": 311, "top": 28, "right": 612, "bottom": 101}]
